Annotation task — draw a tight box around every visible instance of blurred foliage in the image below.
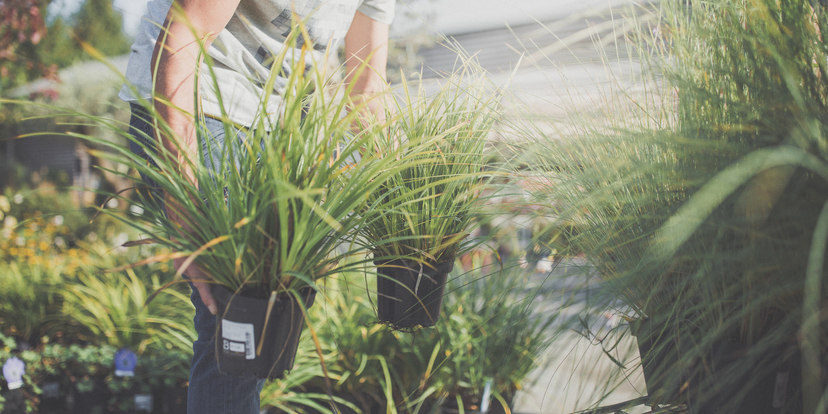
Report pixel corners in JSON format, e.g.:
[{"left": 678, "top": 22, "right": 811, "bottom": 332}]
[
  {"left": 0, "top": 0, "right": 130, "bottom": 92},
  {"left": 0, "top": 331, "right": 193, "bottom": 412},
  {"left": 405, "top": 259, "right": 556, "bottom": 413},
  {"left": 0, "top": 0, "right": 54, "bottom": 93},
  {"left": 268, "top": 258, "right": 556, "bottom": 414},
  {"left": 522, "top": 0, "right": 828, "bottom": 411},
  {"left": 0, "top": 169, "right": 176, "bottom": 342}
]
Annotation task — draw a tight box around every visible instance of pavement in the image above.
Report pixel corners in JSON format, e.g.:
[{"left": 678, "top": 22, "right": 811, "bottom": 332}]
[{"left": 509, "top": 261, "right": 649, "bottom": 414}]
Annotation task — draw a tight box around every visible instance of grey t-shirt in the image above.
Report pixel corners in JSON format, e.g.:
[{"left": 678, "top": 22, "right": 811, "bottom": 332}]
[{"left": 119, "top": 0, "right": 395, "bottom": 126}]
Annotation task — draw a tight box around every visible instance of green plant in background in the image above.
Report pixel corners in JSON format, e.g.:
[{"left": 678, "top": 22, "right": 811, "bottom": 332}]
[
  {"left": 259, "top": 333, "right": 354, "bottom": 414},
  {"left": 405, "top": 259, "right": 557, "bottom": 414},
  {"left": 358, "top": 66, "right": 501, "bottom": 266},
  {"left": 0, "top": 184, "right": 168, "bottom": 345},
  {"left": 304, "top": 274, "right": 405, "bottom": 413},
  {"left": 525, "top": 0, "right": 828, "bottom": 411},
  {"left": 0, "top": 261, "right": 64, "bottom": 345},
  {"left": 59, "top": 258, "right": 194, "bottom": 353}
]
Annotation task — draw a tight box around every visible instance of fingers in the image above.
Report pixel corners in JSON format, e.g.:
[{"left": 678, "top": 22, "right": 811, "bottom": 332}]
[
  {"left": 173, "top": 257, "right": 217, "bottom": 315},
  {"left": 193, "top": 281, "right": 218, "bottom": 315}
]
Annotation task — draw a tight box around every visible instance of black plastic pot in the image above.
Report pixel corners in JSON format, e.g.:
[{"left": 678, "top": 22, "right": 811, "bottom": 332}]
[
  {"left": 213, "top": 285, "right": 316, "bottom": 379},
  {"left": 161, "top": 385, "right": 187, "bottom": 414},
  {"left": 375, "top": 259, "right": 453, "bottom": 328},
  {"left": 69, "top": 377, "right": 109, "bottom": 414},
  {"left": 631, "top": 319, "right": 802, "bottom": 413},
  {"left": 0, "top": 389, "right": 26, "bottom": 414},
  {"left": 688, "top": 342, "right": 802, "bottom": 414},
  {"left": 630, "top": 318, "right": 688, "bottom": 406},
  {"left": 37, "top": 378, "right": 67, "bottom": 414}
]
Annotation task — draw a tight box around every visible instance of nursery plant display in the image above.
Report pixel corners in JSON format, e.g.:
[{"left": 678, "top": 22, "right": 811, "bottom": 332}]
[
  {"left": 358, "top": 67, "right": 501, "bottom": 328},
  {"left": 0, "top": 172, "right": 198, "bottom": 413},
  {"left": 259, "top": 342, "right": 345, "bottom": 414},
  {"left": 0, "top": 185, "right": 136, "bottom": 346},
  {"left": 404, "top": 260, "right": 556, "bottom": 414},
  {"left": 304, "top": 274, "right": 405, "bottom": 414},
  {"left": 528, "top": 0, "right": 828, "bottom": 412},
  {"left": 60, "top": 265, "right": 193, "bottom": 353}
]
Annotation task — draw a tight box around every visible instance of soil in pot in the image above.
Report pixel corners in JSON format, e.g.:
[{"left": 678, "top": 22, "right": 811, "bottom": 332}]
[
  {"left": 441, "top": 387, "right": 514, "bottom": 414},
  {"left": 441, "top": 397, "right": 483, "bottom": 414},
  {"left": 375, "top": 259, "right": 453, "bottom": 328},
  {"left": 487, "top": 389, "right": 516, "bottom": 414},
  {"left": 213, "top": 285, "right": 316, "bottom": 379}
]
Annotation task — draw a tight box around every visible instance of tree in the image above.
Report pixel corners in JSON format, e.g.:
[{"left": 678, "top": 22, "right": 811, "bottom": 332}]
[
  {"left": 0, "top": 0, "right": 132, "bottom": 93},
  {"left": 0, "top": 0, "right": 57, "bottom": 91},
  {"left": 69, "top": 0, "right": 130, "bottom": 57}
]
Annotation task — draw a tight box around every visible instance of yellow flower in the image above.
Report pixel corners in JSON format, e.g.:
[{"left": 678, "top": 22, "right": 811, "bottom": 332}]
[{"left": 39, "top": 241, "right": 50, "bottom": 251}]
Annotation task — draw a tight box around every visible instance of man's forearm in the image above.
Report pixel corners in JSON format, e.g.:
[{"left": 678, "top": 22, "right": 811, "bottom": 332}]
[
  {"left": 151, "top": 1, "right": 240, "bottom": 188},
  {"left": 152, "top": 20, "right": 202, "bottom": 188},
  {"left": 344, "top": 11, "right": 391, "bottom": 122}
]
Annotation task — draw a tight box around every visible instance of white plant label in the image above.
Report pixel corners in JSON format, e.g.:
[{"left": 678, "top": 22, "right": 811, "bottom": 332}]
[
  {"left": 134, "top": 394, "right": 153, "bottom": 412},
  {"left": 41, "top": 382, "right": 60, "bottom": 398},
  {"left": 773, "top": 370, "right": 789, "bottom": 408},
  {"left": 480, "top": 379, "right": 493, "bottom": 413},
  {"left": 2, "top": 357, "right": 24, "bottom": 390},
  {"left": 222, "top": 319, "right": 256, "bottom": 360}
]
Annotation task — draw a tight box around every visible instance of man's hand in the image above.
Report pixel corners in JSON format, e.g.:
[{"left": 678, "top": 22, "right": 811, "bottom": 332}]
[{"left": 174, "top": 256, "right": 218, "bottom": 315}]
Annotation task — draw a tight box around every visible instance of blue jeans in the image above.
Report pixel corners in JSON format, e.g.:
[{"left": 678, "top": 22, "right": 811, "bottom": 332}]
[{"left": 127, "top": 103, "right": 265, "bottom": 414}]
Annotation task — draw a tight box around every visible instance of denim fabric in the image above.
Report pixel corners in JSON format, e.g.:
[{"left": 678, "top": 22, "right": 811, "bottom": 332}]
[{"left": 127, "top": 103, "right": 265, "bottom": 414}]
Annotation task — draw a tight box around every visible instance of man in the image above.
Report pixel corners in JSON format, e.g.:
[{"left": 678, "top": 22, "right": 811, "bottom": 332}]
[{"left": 118, "top": 1, "right": 394, "bottom": 412}]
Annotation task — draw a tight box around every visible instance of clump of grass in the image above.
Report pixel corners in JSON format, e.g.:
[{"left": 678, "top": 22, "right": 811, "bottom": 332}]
[
  {"left": 78, "top": 21, "right": 411, "bottom": 298},
  {"left": 60, "top": 260, "right": 194, "bottom": 354},
  {"left": 358, "top": 64, "right": 501, "bottom": 266}
]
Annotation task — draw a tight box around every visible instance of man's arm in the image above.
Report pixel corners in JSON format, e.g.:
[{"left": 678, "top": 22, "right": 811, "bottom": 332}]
[
  {"left": 344, "top": 10, "right": 391, "bottom": 122},
  {"left": 153, "top": 0, "right": 240, "bottom": 315}
]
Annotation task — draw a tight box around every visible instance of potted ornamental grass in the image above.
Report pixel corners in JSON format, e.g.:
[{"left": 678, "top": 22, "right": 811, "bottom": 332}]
[
  {"left": 526, "top": 0, "right": 828, "bottom": 412},
  {"left": 358, "top": 66, "right": 501, "bottom": 328},
  {"left": 69, "top": 22, "right": 410, "bottom": 379}
]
